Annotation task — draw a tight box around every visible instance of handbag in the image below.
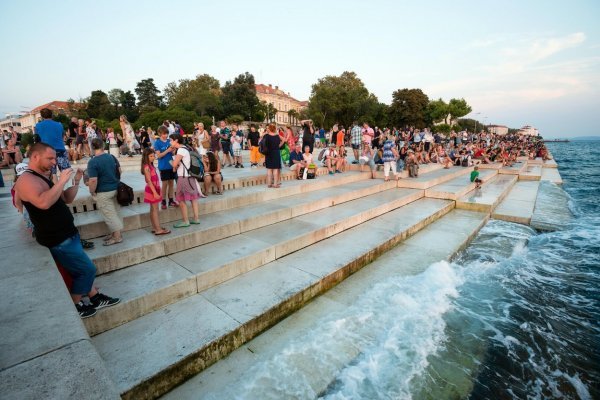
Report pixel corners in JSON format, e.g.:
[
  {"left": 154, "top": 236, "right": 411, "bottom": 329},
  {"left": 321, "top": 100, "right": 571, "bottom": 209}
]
[
  {"left": 201, "top": 132, "right": 210, "bottom": 149},
  {"left": 111, "top": 155, "right": 134, "bottom": 206}
]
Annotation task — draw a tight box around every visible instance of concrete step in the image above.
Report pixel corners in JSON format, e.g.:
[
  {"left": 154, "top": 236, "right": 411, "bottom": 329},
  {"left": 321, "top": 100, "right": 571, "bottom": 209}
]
[
  {"left": 68, "top": 166, "right": 334, "bottom": 214},
  {"left": 455, "top": 174, "right": 518, "bottom": 213},
  {"left": 92, "top": 197, "right": 454, "bottom": 399},
  {"left": 477, "top": 162, "right": 503, "bottom": 170},
  {"left": 397, "top": 165, "right": 471, "bottom": 189},
  {"left": 541, "top": 167, "right": 563, "bottom": 185},
  {"left": 519, "top": 165, "right": 542, "bottom": 181},
  {"left": 528, "top": 157, "right": 543, "bottom": 165},
  {"left": 498, "top": 161, "right": 527, "bottom": 175},
  {"left": 425, "top": 169, "right": 497, "bottom": 200},
  {"left": 162, "top": 209, "right": 490, "bottom": 400},
  {"left": 530, "top": 181, "right": 573, "bottom": 231},
  {"left": 74, "top": 171, "right": 368, "bottom": 239},
  {"left": 346, "top": 161, "right": 442, "bottom": 178},
  {"left": 542, "top": 159, "right": 558, "bottom": 168},
  {"left": 84, "top": 185, "right": 420, "bottom": 335},
  {"left": 492, "top": 181, "right": 540, "bottom": 225},
  {"left": 86, "top": 178, "right": 404, "bottom": 275}
]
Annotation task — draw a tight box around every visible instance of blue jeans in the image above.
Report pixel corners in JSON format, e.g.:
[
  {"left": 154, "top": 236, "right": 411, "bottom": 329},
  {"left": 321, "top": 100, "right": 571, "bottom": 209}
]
[{"left": 49, "top": 233, "right": 96, "bottom": 295}]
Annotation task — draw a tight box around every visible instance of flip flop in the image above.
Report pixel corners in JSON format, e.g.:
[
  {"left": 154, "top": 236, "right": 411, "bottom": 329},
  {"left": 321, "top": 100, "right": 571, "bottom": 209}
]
[
  {"left": 190, "top": 220, "right": 200, "bottom": 225},
  {"left": 174, "top": 222, "right": 190, "bottom": 228},
  {"left": 154, "top": 229, "right": 171, "bottom": 236},
  {"left": 80, "top": 239, "right": 95, "bottom": 249}
]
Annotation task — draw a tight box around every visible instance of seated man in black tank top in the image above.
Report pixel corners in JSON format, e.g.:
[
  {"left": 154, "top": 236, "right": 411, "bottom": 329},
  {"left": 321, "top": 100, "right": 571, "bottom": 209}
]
[{"left": 13, "top": 143, "right": 119, "bottom": 318}]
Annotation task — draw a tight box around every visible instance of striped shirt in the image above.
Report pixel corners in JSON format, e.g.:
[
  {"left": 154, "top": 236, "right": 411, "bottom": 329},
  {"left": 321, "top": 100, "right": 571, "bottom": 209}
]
[{"left": 351, "top": 125, "right": 362, "bottom": 146}]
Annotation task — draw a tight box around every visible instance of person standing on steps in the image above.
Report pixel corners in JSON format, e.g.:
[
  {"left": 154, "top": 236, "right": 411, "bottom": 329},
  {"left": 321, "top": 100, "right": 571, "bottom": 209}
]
[
  {"left": 300, "top": 119, "right": 315, "bottom": 153},
  {"left": 87, "top": 138, "right": 124, "bottom": 246},
  {"left": 350, "top": 121, "right": 362, "bottom": 164},
  {"left": 264, "top": 123, "right": 284, "bottom": 188},
  {"left": 14, "top": 142, "right": 120, "bottom": 318},
  {"left": 218, "top": 120, "right": 233, "bottom": 167},
  {"left": 154, "top": 125, "right": 178, "bottom": 210},
  {"left": 170, "top": 134, "right": 201, "bottom": 228},
  {"left": 34, "top": 108, "right": 70, "bottom": 180}
]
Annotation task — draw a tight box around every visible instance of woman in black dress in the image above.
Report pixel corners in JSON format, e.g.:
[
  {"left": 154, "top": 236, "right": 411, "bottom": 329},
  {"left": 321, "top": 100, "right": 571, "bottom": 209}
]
[{"left": 264, "top": 123, "right": 284, "bottom": 188}]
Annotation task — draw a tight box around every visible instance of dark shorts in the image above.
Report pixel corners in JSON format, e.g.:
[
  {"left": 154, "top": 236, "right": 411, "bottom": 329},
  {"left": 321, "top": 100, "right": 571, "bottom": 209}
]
[
  {"left": 76, "top": 135, "right": 85, "bottom": 145},
  {"left": 221, "top": 141, "right": 231, "bottom": 153},
  {"left": 160, "top": 169, "right": 177, "bottom": 181},
  {"left": 351, "top": 144, "right": 360, "bottom": 150}
]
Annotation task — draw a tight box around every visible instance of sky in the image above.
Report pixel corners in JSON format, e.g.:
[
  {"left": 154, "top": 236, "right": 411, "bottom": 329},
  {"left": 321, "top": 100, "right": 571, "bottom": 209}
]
[{"left": 1, "top": 0, "right": 598, "bottom": 138}]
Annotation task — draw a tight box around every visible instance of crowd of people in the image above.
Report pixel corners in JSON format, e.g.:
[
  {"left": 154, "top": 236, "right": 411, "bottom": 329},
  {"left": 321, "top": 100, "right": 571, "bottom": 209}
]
[{"left": 4, "top": 108, "right": 552, "bottom": 319}]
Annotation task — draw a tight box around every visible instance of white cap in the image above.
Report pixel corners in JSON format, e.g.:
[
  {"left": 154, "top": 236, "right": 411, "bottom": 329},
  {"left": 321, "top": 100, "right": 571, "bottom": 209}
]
[{"left": 15, "top": 162, "right": 28, "bottom": 176}]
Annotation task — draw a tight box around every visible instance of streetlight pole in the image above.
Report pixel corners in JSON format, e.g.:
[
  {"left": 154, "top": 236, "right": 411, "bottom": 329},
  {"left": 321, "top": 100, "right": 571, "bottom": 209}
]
[{"left": 473, "top": 112, "right": 481, "bottom": 134}]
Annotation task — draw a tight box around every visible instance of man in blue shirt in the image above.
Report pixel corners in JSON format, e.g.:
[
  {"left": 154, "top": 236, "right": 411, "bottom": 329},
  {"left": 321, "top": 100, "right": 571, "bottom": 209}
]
[
  {"left": 35, "top": 108, "right": 70, "bottom": 176},
  {"left": 288, "top": 143, "right": 305, "bottom": 179},
  {"left": 154, "top": 125, "right": 178, "bottom": 209}
]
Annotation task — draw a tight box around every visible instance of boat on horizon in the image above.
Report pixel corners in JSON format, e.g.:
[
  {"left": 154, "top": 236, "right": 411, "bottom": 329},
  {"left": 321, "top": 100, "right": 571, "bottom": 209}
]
[{"left": 543, "top": 139, "right": 570, "bottom": 142}]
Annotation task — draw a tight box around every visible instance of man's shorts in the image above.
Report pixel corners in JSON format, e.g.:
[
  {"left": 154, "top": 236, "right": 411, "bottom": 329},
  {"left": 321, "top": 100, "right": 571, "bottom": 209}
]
[
  {"left": 52, "top": 150, "right": 71, "bottom": 174},
  {"left": 351, "top": 144, "right": 360, "bottom": 150},
  {"left": 221, "top": 141, "right": 231, "bottom": 154},
  {"left": 160, "top": 169, "right": 177, "bottom": 181}
]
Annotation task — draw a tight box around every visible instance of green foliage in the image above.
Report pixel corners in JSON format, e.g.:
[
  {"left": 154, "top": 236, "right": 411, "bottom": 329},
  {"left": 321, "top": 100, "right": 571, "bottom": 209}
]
[
  {"left": 52, "top": 114, "right": 70, "bottom": 131},
  {"left": 221, "top": 72, "right": 260, "bottom": 120},
  {"left": 388, "top": 88, "right": 430, "bottom": 128},
  {"left": 135, "top": 78, "right": 163, "bottom": 110},
  {"left": 447, "top": 98, "right": 472, "bottom": 120},
  {"left": 198, "top": 115, "right": 213, "bottom": 129},
  {"left": 20, "top": 132, "right": 34, "bottom": 151},
  {"left": 432, "top": 123, "right": 452, "bottom": 134},
  {"left": 427, "top": 98, "right": 449, "bottom": 124},
  {"left": 164, "top": 74, "right": 222, "bottom": 118},
  {"left": 134, "top": 107, "right": 199, "bottom": 134},
  {"left": 307, "top": 71, "right": 379, "bottom": 129},
  {"left": 86, "top": 90, "right": 115, "bottom": 120},
  {"left": 227, "top": 114, "right": 244, "bottom": 124}
]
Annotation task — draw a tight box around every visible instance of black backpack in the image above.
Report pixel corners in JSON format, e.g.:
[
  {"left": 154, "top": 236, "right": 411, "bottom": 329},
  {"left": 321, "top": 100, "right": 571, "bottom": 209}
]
[{"left": 259, "top": 136, "right": 268, "bottom": 155}]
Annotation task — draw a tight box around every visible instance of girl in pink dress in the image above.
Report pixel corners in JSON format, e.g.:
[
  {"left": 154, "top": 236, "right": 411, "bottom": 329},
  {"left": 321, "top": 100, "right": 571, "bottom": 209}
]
[{"left": 141, "top": 148, "right": 170, "bottom": 235}]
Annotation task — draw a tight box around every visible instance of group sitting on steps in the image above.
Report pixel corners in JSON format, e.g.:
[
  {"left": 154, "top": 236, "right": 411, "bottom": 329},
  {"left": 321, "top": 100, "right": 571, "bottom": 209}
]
[{"left": 6, "top": 113, "right": 551, "bottom": 320}]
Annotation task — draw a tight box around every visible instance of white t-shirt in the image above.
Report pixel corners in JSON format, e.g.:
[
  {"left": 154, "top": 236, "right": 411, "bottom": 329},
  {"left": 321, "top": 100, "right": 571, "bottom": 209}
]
[{"left": 176, "top": 147, "right": 191, "bottom": 177}]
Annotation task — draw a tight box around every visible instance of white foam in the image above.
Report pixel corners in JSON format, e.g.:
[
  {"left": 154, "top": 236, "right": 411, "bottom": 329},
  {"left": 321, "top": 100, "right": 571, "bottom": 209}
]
[{"left": 208, "top": 261, "right": 463, "bottom": 399}]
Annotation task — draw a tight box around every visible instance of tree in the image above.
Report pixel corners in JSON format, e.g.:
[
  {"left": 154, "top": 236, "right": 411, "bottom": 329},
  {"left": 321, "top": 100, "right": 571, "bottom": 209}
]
[
  {"left": 135, "top": 106, "right": 199, "bottom": 134},
  {"left": 287, "top": 109, "right": 300, "bottom": 125},
  {"left": 164, "top": 74, "right": 222, "bottom": 117},
  {"left": 388, "top": 88, "right": 430, "bottom": 129},
  {"left": 447, "top": 98, "right": 472, "bottom": 121},
  {"left": 221, "top": 72, "right": 260, "bottom": 120},
  {"left": 86, "top": 90, "right": 114, "bottom": 120},
  {"left": 135, "top": 78, "right": 163, "bottom": 112},
  {"left": 307, "top": 71, "right": 379, "bottom": 129},
  {"left": 427, "top": 98, "right": 449, "bottom": 125}
]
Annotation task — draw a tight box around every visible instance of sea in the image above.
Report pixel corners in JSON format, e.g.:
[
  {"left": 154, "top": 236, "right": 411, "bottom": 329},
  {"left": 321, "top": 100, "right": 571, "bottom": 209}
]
[{"left": 179, "top": 141, "right": 599, "bottom": 400}]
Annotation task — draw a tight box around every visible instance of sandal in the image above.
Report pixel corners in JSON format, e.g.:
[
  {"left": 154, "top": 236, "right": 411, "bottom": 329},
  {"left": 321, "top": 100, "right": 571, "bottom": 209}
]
[
  {"left": 215, "top": 191, "right": 223, "bottom": 195},
  {"left": 174, "top": 222, "right": 190, "bottom": 228},
  {"left": 190, "top": 220, "right": 200, "bottom": 225},
  {"left": 103, "top": 237, "right": 123, "bottom": 246},
  {"left": 273, "top": 183, "right": 281, "bottom": 188},
  {"left": 154, "top": 229, "right": 171, "bottom": 236}
]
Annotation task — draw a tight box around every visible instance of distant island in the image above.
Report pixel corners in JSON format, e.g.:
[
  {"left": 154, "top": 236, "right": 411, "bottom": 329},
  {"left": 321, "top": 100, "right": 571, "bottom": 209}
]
[{"left": 569, "top": 136, "right": 600, "bottom": 141}]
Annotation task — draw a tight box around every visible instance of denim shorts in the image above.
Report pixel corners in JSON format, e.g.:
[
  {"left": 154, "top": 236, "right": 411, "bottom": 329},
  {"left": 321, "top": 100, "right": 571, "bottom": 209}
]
[{"left": 49, "top": 233, "right": 96, "bottom": 295}]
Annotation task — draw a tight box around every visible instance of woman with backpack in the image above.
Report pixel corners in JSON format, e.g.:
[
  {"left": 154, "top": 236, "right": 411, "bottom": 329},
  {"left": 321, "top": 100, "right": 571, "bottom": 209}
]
[{"left": 170, "top": 134, "right": 200, "bottom": 228}]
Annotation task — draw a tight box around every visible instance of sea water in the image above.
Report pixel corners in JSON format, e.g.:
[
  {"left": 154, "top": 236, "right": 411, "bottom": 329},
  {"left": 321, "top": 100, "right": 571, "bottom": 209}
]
[{"left": 171, "top": 141, "right": 599, "bottom": 399}]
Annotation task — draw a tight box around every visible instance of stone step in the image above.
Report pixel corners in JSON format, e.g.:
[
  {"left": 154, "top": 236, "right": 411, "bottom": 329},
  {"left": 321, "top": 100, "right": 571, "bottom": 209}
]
[
  {"left": 346, "top": 161, "right": 443, "bottom": 178},
  {"left": 528, "top": 157, "right": 543, "bottom": 165},
  {"left": 519, "top": 165, "right": 542, "bottom": 181},
  {"left": 455, "top": 174, "right": 518, "bottom": 213},
  {"left": 542, "top": 159, "right": 558, "bottom": 168},
  {"left": 425, "top": 169, "right": 497, "bottom": 200},
  {"left": 86, "top": 178, "right": 404, "bottom": 275},
  {"left": 498, "top": 161, "right": 527, "bottom": 175},
  {"left": 68, "top": 166, "right": 334, "bottom": 214},
  {"left": 75, "top": 171, "right": 368, "bottom": 239},
  {"left": 541, "top": 167, "right": 563, "bottom": 185},
  {"left": 396, "top": 165, "right": 471, "bottom": 189},
  {"left": 530, "top": 181, "right": 573, "bottom": 231},
  {"left": 92, "top": 197, "right": 454, "bottom": 399},
  {"left": 162, "top": 209, "right": 489, "bottom": 400},
  {"left": 84, "top": 181, "right": 413, "bottom": 335},
  {"left": 477, "top": 162, "right": 503, "bottom": 170},
  {"left": 492, "top": 181, "right": 540, "bottom": 225}
]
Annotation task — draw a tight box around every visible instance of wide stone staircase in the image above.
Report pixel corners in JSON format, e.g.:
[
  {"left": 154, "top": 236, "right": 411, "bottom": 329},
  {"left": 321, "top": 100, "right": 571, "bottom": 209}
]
[{"left": 0, "top": 155, "right": 564, "bottom": 400}]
